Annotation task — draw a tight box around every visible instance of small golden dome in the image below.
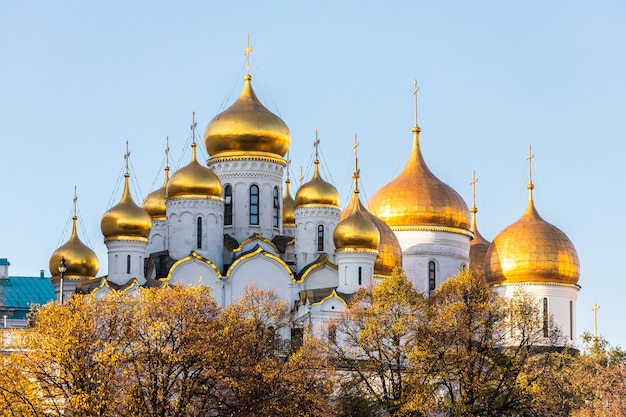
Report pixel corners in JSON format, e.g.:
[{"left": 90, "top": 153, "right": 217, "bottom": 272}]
[
  {"left": 295, "top": 160, "right": 339, "bottom": 207},
  {"left": 204, "top": 74, "right": 291, "bottom": 159},
  {"left": 367, "top": 126, "right": 470, "bottom": 231},
  {"left": 166, "top": 143, "right": 223, "bottom": 200},
  {"left": 50, "top": 216, "right": 99, "bottom": 279},
  {"left": 334, "top": 184, "right": 380, "bottom": 251},
  {"left": 340, "top": 189, "right": 403, "bottom": 276},
  {"left": 469, "top": 207, "right": 491, "bottom": 271},
  {"left": 142, "top": 167, "right": 169, "bottom": 220},
  {"left": 283, "top": 178, "right": 295, "bottom": 226},
  {"left": 485, "top": 187, "right": 579, "bottom": 285},
  {"left": 101, "top": 174, "right": 152, "bottom": 241}
]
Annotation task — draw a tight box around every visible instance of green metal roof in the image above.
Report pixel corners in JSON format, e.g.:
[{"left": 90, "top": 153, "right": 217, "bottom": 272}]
[{"left": 0, "top": 276, "right": 55, "bottom": 319}]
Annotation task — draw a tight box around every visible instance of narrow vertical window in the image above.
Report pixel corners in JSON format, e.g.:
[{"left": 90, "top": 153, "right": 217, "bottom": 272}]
[
  {"left": 429, "top": 261, "right": 436, "bottom": 296},
  {"left": 224, "top": 184, "right": 233, "bottom": 226},
  {"left": 569, "top": 300, "right": 573, "bottom": 340},
  {"left": 115, "top": 255, "right": 118, "bottom": 274},
  {"left": 249, "top": 185, "right": 259, "bottom": 225},
  {"left": 197, "top": 217, "right": 202, "bottom": 249},
  {"left": 317, "top": 225, "right": 324, "bottom": 251},
  {"left": 273, "top": 187, "right": 280, "bottom": 227},
  {"left": 358, "top": 266, "right": 362, "bottom": 286},
  {"left": 127, "top": 255, "right": 131, "bottom": 274},
  {"left": 543, "top": 297, "right": 549, "bottom": 337}
]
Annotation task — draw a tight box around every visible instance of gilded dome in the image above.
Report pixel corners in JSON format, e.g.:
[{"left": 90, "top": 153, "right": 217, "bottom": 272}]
[
  {"left": 101, "top": 174, "right": 152, "bottom": 241},
  {"left": 485, "top": 188, "right": 580, "bottom": 285},
  {"left": 295, "top": 160, "right": 340, "bottom": 207},
  {"left": 334, "top": 185, "right": 380, "bottom": 251},
  {"left": 283, "top": 178, "right": 296, "bottom": 226},
  {"left": 469, "top": 206, "right": 491, "bottom": 271},
  {"left": 367, "top": 126, "right": 470, "bottom": 231},
  {"left": 340, "top": 191, "right": 403, "bottom": 276},
  {"left": 204, "top": 74, "right": 291, "bottom": 159},
  {"left": 50, "top": 216, "right": 99, "bottom": 279},
  {"left": 142, "top": 167, "right": 169, "bottom": 220},
  {"left": 166, "top": 143, "right": 223, "bottom": 200}
]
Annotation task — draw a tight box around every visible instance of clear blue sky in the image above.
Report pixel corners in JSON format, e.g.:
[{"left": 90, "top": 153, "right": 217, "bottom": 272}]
[{"left": 1, "top": 1, "right": 624, "bottom": 347}]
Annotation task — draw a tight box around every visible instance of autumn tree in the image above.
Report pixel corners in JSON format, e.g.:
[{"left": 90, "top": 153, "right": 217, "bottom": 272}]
[{"left": 331, "top": 268, "right": 426, "bottom": 417}]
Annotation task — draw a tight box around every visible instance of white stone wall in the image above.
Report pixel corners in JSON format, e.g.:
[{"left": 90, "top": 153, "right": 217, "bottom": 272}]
[
  {"left": 294, "top": 206, "right": 340, "bottom": 270},
  {"left": 105, "top": 239, "right": 148, "bottom": 285},
  {"left": 336, "top": 251, "right": 376, "bottom": 294},
  {"left": 395, "top": 230, "right": 470, "bottom": 294},
  {"left": 145, "top": 219, "right": 167, "bottom": 255}
]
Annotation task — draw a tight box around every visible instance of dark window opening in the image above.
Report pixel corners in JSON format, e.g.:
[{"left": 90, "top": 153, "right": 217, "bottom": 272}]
[
  {"left": 428, "top": 261, "right": 436, "bottom": 296},
  {"left": 569, "top": 300, "right": 573, "bottom": 340},
  {"left": 273, "top": 187, "right": 280, "bottom": 227},
  {"left": 126, "top": 255, "right": 131, "bottom": 274},
  {"left": 250, "top": 185, "right": 259, "bottom": 225},
  {"left": 317, "top": 225, "right": 324, "bottom": 251},
  {"left": 197, "top": 217, "right": 202, "bottom": 249},
  {"left": 358, "top": 266, "right": 362, "bottom": 286},
  {"left": 224, "top": 184, "right": 233, "bottom": 226}
]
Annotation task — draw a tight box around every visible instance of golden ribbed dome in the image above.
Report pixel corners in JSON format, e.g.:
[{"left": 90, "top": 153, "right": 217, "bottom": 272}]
[
  {"left": 469, "top": 206, "right": 491, "bottom": 271},
  {"left": 204, "top": 74, "right": 291, "bottom": 159},
  {"left": 485, "top": 187, "right": 579, "bottom": 285},
  {"left": 283, "top": 178, "right": 295, "bottom": 226},
  {"left": 340, "top": 190, "right": 403, "bottom": 276},
  {"left": 166, "top": 143, "right": 223, "bottom": 200},
  {"left": 367, "top": 126, "right": 470, "bottom": 231},
  {"left": 101, "top": 174, "right": 152, "bottom": 241},
  {"left": 295, "top": 160, "right": 339, "bottom": 207},
  {"left": 50, "top": 216, "right": 99, "bottom": 279},
  {"left": 142, "top": 167, "right": 169, "bottom": 220},
  {"left": 334, "top": 182, "right": 380, "bottom": 251}
]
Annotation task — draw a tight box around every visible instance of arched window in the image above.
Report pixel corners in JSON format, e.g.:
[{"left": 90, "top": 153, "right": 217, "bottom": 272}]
[
  {"left": 273, "top": 187, "right": 280, "bottom": 227},
  {"left": 317, "top": 225, "right": 324, "bottom": 251},
  {"left": 127, "top": 255, "right": 131, "bottom": 274},
  {"left": 428, "top": 261, "right": 436, "bottom": 296},
  {"left": 224, "top": 184, "right": 233, "bottom": 226},
  {"left": 358, "top": 266, "right": 362, "bottom": 286},
  {"left": 197, "top": 217, "right": 202, "bottom": 249},
  {"left": 249, "top": 185, "right": 259, "bottom": 225},
  {"left": 543, "top": 298, "right": 549, "bottom": 337}
]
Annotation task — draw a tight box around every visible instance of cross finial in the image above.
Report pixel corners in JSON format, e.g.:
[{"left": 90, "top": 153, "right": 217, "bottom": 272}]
[
  {"left": 352, "top": 133, "right": 360, "bottom": 192},
  {"left": 314, "top": 129, "right": 320, "bottom": 161},
  {"left": 470, "top": 170, "right": 478, "bottom": 212},
  {"left": 527, "top": 144, "right": 535, "bottom": 192},
  {"left": 165, "top": 136, "right": 170, "bottom": 169},
  {"left": 591, "top": 303, "right": 601, "bottom": 345},
  {"left": 191, "top": 112, "right": 198, "bottom": 145},
  {"left": 73, "top": 185, "right": 78, "bottom": 217},
  {"left": 244, "top": 33, "right": 253, "bottom": 75},
  {"left": 285, "top": 151, "right": 291, "bottom": 180},
  {"left": 413, "top": 79, "right": 419, "bottom": 128},
  {"left": 124, "top": 141, "right": 130, "bottom": 174},
  {"left": 299, "top": 166, "right": 304, "bottom": 187}
]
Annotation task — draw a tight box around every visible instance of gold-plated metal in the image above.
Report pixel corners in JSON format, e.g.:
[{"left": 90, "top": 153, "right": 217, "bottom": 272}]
[
  {"left": 367, "top": 125, "right": 471, "bottom": 231},
  {"left": 204, "top": 74, "right": 291, "bottom": 159},
  {"left": 142, "top": 166, "right": 170, "bottom": 220},
  {"left": 469, "top": 170, "right": 490, "bottom": 270},
  {"left": 485, "top": 159, "right": 580, "bottom": 285},
  {"left": 334, "top": 135, "right": 380, "bottom": 252},
  {"left": 101, "top": 173, "right": 152, "bottom": 241},
  {"left": 283, "top": 178, "right": 296, "bottom": 226},
  {"left": 50, "top": 215, "right": 99, "bottom": 279},
  {"left": 295, "top": 155, "right": 339, "bottom": 208},
  {"left": 166, "top": 143, "right": 223, "bottom": 200}
]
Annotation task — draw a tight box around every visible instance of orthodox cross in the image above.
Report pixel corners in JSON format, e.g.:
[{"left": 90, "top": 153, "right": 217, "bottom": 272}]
[
  {"left": 73, "top": 185, "right": 78, "bottom": 217},
  {"left": 244, "top": 33, "right": 253, "bottom": 74},
  {"left": 299, "top": 166, "right": 304, "bottom": 187},
  {"left": 470, "top": 170, "right": 478, "bottom": 212},
  {"left": 124, "top": 141, "right": 130, "bottom": 174},
  {"left": 165, "top": 136, "right": 170, "bottom": 169},
  {"left": 527, "top": 144, "right": 534, "bottom": 187},
  {"left": 191, "top": 112, "right": 197, "bottom": 144},
  {"left": 591, "top": 303, "right": 600, "bottom": 342},
  {"left": 285, "top": 151, "right": 291, "bottom": 180},
  {"left": 413, "top": 79, "right": 419, "bottom": 127},
  {"left": 314, "top": 129, "right": 320, "bottom": 160},
  {"left": 353, "top": 133, "right": 360, "bottom": 178}
]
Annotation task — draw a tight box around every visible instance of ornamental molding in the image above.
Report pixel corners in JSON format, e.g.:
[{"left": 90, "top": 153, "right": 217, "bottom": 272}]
[{"left": 392, "top": 225, "right": 474, "bottom": 238}]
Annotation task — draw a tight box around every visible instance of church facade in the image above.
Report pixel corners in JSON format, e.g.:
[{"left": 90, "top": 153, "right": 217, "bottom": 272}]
[{"left": 48, "top": 58, "right": 581, "bottom": 345}]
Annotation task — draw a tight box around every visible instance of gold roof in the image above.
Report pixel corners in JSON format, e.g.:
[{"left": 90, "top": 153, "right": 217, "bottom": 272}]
[
  {"left": 334, "top": 177, "right": 380, "bottom": 252},
  {"left": 283, "top": 178, "right": 295, "bottom": 226},
  {"left": 101, "top": 174, "right": 152, "bottom": 241},
  {"left": 142, "top": 167, "right": 169, "bottom": 220},
  {"left": 469, "top": 207, "right": 491, "bottom": 271},
  {"left": 204, "top": 74, "right": 291, "bottom": 159},
  {"left": 485, "top": 185, "right": 580, "bottom": 285},
  {"left": 166, "top": 143, "right": 223, "bottom": 200},
  {"left": 295, "top": 160, "right": 339, "bottom": 208},
  {"left": 50, "top": 216, "right": 99, "bottom": 279},
  {"left": 367, "top": 126, "right": 470, "bottom": 231}
]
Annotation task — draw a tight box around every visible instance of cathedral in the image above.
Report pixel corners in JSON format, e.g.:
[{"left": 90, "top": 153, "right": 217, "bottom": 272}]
[{"left": 47, "top": 53, "right": 581, "bottom": 345}]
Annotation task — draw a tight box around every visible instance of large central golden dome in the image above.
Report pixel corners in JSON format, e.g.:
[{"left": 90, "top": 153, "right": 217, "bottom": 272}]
[
  {"left": 485, "top": 186, "right": 580, "bottom": 285},
  {"left": 50, "top": 216, "right": 99, "bottom": 279},
  {"left": 368, "top": 126, "right": 470, "bottom": 231},
  {"left": 101, "top": 174, "right": 152, "bottom": 241},
  {"left": 204, "top": 74, "right": 291, "bottom": 159}
]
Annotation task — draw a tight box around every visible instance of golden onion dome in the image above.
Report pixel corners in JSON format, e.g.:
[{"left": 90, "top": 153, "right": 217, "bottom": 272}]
[
  {"left": 166, "top": 143, "right": 223, "bottom": 200},
  {"left": 204, "top": 74, "right": 291, "bottom": 159},
  {"left": 367, "top": 126, "right": 470, "bottom": 232},
  {"left": 50, "top": 216, "right": 99, "bottom": 279},
  {"left": 334, "top": 180, "right": 380, "bottom": 251},
  {"left": 340, "top": 185, "right": 403, "bottom": 276},
  {"left": 283, "top": 178, "right": 296, "bottom": 226},
  {"left": 295, "top": 160, "right": 340, "bottom": 207},
  {"left": 142, "top": 167, "right": 169, "bottom": 220},
  {"left": 485, "top": 185, "right": 580, "bottom": 285},
  {"left": 469, "top": 206, "right": 491, "bottom": 271},
  {"left": 101, "top": 174, "right": 152, "bottom": 241}
]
